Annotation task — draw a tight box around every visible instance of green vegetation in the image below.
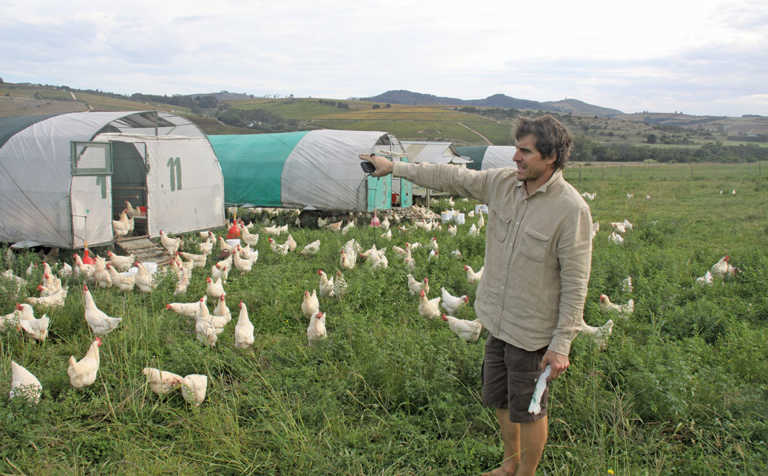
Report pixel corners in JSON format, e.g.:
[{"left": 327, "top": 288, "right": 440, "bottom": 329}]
[{"left": 1, "top": 162, "right": 767, "bottom": 474}]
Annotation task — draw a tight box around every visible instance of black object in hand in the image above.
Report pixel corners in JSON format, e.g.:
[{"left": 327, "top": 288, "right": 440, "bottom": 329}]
[{"left": 360, "top": 161, "right": 376, "bottom": 174}]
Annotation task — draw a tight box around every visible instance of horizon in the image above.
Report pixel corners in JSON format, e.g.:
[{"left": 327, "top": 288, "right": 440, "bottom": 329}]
[{"left": 2, "top": 0, "right": 766, "bottom": 116}]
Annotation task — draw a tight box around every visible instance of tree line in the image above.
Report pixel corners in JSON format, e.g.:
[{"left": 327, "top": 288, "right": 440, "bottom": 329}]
[{"left": 571, "top": 137, "right": 768, "bottom": 163}]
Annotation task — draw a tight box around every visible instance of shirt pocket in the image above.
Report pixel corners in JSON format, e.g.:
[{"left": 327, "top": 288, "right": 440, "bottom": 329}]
[
  {"left": 519, "top": 227, "right": 550, "bottom": 263},
  {"left": 490, "top": 209, "right": 514, "bottom": 243}
]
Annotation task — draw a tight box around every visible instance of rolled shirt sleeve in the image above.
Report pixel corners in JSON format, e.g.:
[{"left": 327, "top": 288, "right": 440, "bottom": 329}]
[{"left": 393, "top": 161, "right": 491, "bottom": 204}]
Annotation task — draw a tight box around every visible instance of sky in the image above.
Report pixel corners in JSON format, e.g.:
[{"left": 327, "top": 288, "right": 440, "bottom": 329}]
[{"left": 1, "top": 0, "right": 767, "bottom": 116}]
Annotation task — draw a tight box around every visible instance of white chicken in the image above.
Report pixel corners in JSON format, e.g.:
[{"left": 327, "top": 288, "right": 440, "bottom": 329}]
[
  {"left": 142, "top": 368, "right": 184, "bottom": 395},
  {"left": 124, "top": 200, "right": 140, "bottom": 218},
  {"left": 263, "top": 224, "right": 288, "bottom": 236},
  {"left": 194, "top": 300, "right": 221, "bottom": 347},
  {"left": 441, "top": 287, "right": 469, "bottom": 315},
  {"left": 58, "top": 262, "right": 73, "bottom": 278},
  {"left": 447, "top": 225, "right": 457, "bottom": 236},
  {"left": 179, "top": 251, "right": 207, "bottom": 268},
  {"left": 212, "top": 294, "right": 232, "bottom": 326},
  {"left": 381, "top": 216, "right": 390, "bottom": 230},
  {"left": 217, "top": 235, "right": 234, "bottom": 254},
  {"left": 107, "top": 263, "right": 136, "bottom": 291},
  {"left": 407, "top": 274, "right": 429, "bottom": 296},
  {"left": 369, "top": 251, "right": 389, "bottom": 270},
  {"left": 234, "top": 301, "right": 255, "bottom": 349},
  {"left": 107, "top": 250, "right": 134, "bottom": 272},
  {"left": 301, "top": 240, "right": 321, "bottom": 256},
  {"left": 15, "top": 302, "right": 35, "bottom": 321},
  {"left": 608, "top": 232, "right": 624, "bottom": 245},
  {"left": 112, "top": 210, "right": 131, "bottom": 238},
  {"left": 159, "top": 230, "right": 182, "bottom": 255},
  {"left": 580, "top": 319, "right": 614, "bottom": 350},
  {"left": 92, "top": 256, "right": 112, "bottom": 288},
  {"left": 301, "top": 290, "right": 320, "bottom": 318},
  {"left": 181, "top": 374, "right": 208, "bottom": 407},
  {"left": 199, "top": 237, "right": 214, "bottom": 256},
  {"left": 73, "top": 253, "right": 95, "bottom": 281},
  {"left": 441, "top": 314, "right": 483, "bottom": 342},
  {"left": 325, "top": 220, "right": 343, "bottom": 232},
  {"left": 174, "top": 273, "right": 191, "bottom": 295},
  {"left": 241, "top": 227, "right": 260, "bottom": 246},
  {"left": 451, "top": 249, "right": 463, "bottom": 259},
  {"left": 340, "top": 249, "right": 356, "bottom": 270},
  {"left": 37, "top": 272, "right": 61, "bottom": 296},
  {"left": 268, "top": 237, "right": 290, "bottom": 256},
  {"left": 211, "top": 262, "right": 230, "bottom": 283},
  {"left": 380, "top": 229, "right": 392, "bottom": 241},
  {"left": 233, "top": 246, "right": 253, "bottom": 272},
  {"left": 710, "top": 255, "right": 738, "bottom": 278},
  {"left": 18, "top": 310, "right": 49, "bottom": 342},
  {"left": 599, "top": 294, "right": 634, "bottom": 317},
  {"left": 464, "top": 265, "right": 484, "bottom": 284},
  {"left": 418, "top": 289, "right": 441, "bottom": 319},
  {"left": 166, "top": 296, "right": 205, "bottom": 319},
  {"left": 83, "top": 284, "right": 123, "bottom": 335},
  {"left": 239, "top": 245, "right": 258, "bottom": 262},
  {"left": 307, "top": 311, "right": 327, "bottom": 345},
  {"left": 67, "top": 337, "right": 102, "bottom": 388},
  {"left": 341, "top": 220, "right": 356, "bottom": 235},
  {"left": 610, "top": 222, "right": 627, "bottom": 234},
  {"left": 134, "top": 261, "right": 155, "bottom": 293},
  {"left": 333, "top": 271, "right": 348, "bottom": 299},
  {"left": 26, "top": 287, "right": 68, "bottom": 308},
  {"left": 695, "top": 270, "right": 713, "bottom": 286},
  {"left": 285, "top": 234, "right": 297, "bottom": 252},
  {"left": 106, "top": 263, "right": 135, "bottom": 291},
  {"left": 428, "top": 249, "right": 439, "bottom": 261},
  {"left": 318, "top": 270, "right": 335, "bottom": 298},
  {"left": 206, "top": 276, "right": 225, "bottom": 299},
  {"left": 468, "top": 224, "right": 480, "bottom": 237},
  {"left": 10, "top": 361, "right": 42, "bottom": 404},
  {"left": 477, "top": 213, "right": 485, "bottom": 229}
]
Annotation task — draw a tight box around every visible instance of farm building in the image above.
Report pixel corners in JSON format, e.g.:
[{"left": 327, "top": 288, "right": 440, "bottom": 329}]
[
  {"left": 455, "top": 145, "right": 518, "bottom": 170},
  {"left": 400, "top": 141, "right": 472, "bottom": 166},
  {"left": 0, "top": 111, "right": 225, "bottom": 249},
  {"left": 208, "top": 129, "right": 413, "bottom": 211}
]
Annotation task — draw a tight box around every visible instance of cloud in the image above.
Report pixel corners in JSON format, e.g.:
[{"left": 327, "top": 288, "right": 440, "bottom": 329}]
[{"left": 1, "top": 0, "right": 766, "bottom": 115}]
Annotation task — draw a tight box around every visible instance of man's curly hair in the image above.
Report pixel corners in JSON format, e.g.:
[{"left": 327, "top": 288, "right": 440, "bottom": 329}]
[{"left": 515, "top": 115, "right": 573, "bottom": 170}]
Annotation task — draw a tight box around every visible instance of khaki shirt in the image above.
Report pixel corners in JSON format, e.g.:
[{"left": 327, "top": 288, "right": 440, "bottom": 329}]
[{"left": 393, "top": 162, "right": 592, "bottom": 356}]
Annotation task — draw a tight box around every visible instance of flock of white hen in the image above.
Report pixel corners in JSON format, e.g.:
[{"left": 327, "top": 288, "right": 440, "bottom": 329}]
[{"left": 3, "top": 193, "right": 739, "bottom": 407}]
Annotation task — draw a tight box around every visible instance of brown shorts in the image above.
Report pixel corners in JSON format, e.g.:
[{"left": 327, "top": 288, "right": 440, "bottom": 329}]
[{"left": 482, "top": 334, "right": 549, "bottom": 422}]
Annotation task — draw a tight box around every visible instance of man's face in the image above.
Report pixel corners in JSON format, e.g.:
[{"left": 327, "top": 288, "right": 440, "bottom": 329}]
[{"left": 513, "top": 134, "right": 556, "bottom": 182}]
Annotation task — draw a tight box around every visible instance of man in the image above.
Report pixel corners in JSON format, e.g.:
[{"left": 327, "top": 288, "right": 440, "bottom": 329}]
[{"left": 362, "top": 115, "right": 592, "bottom": 476}]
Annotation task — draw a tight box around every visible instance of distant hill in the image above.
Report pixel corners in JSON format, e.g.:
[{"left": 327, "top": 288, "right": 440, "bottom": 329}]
[
  {"left": 541, "top": 98, "right": 623, "bottom": 117},
  {"left": 362, "top": 90, "right": 623, "bottom": 117}
]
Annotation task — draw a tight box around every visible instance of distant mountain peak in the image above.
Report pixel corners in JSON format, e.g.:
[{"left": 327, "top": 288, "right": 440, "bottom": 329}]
[{"left": 361, "top": 90, "right": 622, "bottom": 117}]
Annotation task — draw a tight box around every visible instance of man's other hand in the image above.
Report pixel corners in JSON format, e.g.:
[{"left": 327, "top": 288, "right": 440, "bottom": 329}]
[
  {"left": 359, "top": 153, "right": 394, "bottom": 177},
  {"left": 541, "top": 350, "right": 569, "bottom": 380}
]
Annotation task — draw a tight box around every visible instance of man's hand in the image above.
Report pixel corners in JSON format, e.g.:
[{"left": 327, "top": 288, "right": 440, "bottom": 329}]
[
  {"left": 541, "top": 350, "right": 569, "bottom": 380},
  {"left": 359, "top": 153, "right": 394, "bottom": 177}
]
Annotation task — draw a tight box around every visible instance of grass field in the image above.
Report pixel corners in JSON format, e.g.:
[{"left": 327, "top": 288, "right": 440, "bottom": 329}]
[{"left": 1, "top": 163, "right": 767, "bottom": 475}]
